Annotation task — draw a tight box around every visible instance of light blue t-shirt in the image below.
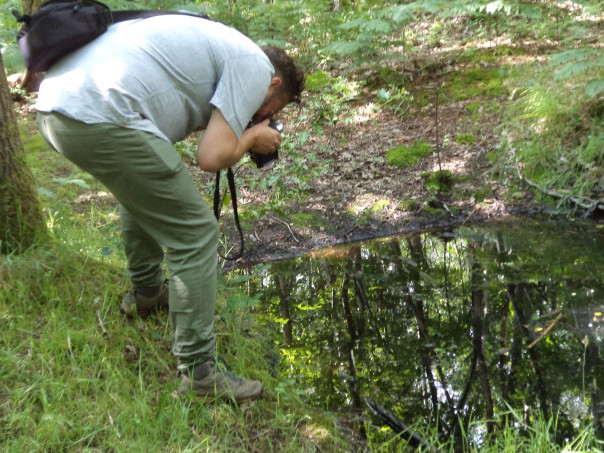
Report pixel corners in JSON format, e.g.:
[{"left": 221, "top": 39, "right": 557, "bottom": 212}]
[{"left": 36, "top": 16, "right": 274, "bottom": 143}]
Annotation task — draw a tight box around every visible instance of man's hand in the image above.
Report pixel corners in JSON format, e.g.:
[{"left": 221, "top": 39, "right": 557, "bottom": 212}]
[
  {"left": 247, "top": 119, "right": 282, "bottom": 155},
  {"left": 197, "top": 109, "right": 282, "bottom": 172}
]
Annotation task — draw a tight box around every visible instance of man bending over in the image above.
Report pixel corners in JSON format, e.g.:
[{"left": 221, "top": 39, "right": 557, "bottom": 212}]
[{"left": 36, "top": 14, "right": 305, "bottom": 403}]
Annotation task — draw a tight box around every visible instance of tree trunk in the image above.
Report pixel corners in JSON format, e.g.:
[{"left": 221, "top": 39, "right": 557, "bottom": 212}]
[
  {"left": 471, "top": 262, "right": 495, "bottom": 433},
  {"left": 275, "top": 274, "right": 293, "bottom": 345},
  {"left": 18, "top": 0, "right": 44, "bottom": 92},
  {"left": 0, "top": 53, "right": 45, "bottom": 253},
  {"left": 22, "top": 0, "right": 42, "bottom": 15},
  {"left": 507, "top": 284, "right": 550, "bottom": 415}
]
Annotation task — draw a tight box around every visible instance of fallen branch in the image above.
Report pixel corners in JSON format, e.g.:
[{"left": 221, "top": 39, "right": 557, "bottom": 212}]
[
  {"left": 366, "top": 399, "right": 441, "bottom": 453},
  {"left": 515, "top": 156, "right": 604, "bottom": 214},
  {"left": 267, "top": 215, "right": 300, "bottom": 243}
]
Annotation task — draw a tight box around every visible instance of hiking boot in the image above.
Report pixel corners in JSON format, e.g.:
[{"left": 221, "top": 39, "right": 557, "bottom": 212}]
[
  {"left": 178, "top": 357, "right": 262, "bottom": 403},
  {"left": 120, "top": 283, "right": 169, "bottom": 317}
]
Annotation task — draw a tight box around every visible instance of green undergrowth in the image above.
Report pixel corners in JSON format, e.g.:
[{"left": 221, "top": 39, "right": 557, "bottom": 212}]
[
  {"left": 456, "top": 133, "right": 476, "bottom": 145},
  {"left": 500, "top": 55, "right": 604, "bottom": 204}
]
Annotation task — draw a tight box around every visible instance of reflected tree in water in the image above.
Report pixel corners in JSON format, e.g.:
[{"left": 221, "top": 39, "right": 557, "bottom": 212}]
[{"left": 234, "top": 219, "right": 604, "bottom": 449}]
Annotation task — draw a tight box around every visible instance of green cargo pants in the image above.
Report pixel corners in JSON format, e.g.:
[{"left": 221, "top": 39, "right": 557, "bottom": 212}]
[{"left": 37, "top": 111, "right": 217, "bottom": 371}]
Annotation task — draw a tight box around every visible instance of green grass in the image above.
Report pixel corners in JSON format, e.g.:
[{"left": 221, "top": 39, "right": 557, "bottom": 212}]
[
  {"left": 0, "top": 222, "right": 351, "bottom": 452},
  {"left": 363, "top": 408, "right": 603, "bottom": 452},
  {"left": 500, "top": 58, "right": 604, "bottom": 203},
  {"left": 0, "top": 128, "right": 350, "bottom": 451}
]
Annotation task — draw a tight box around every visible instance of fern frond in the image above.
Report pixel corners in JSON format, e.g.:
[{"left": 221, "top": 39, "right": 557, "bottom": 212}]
[
  {"left": 420, "top": 0, "right": 449, "bottom": 14},
  {"left": 339, "top": 18, "right": 392, "bottom": 34},
  {"left": 517, "top": 3, "right": 543, "bottom": 20},
  {"left": 549, "top": 49, "right": 601, "bottom": 66},
  {"left": 554, "top": 58, "right": 604, "bottom": 80},
  {"left": 587, "top": 79, "right": 604, "bottom": 98},
  {"left": 549, "top": 49, "right": 604, "bottom": 86},
  {"left": 438, "top": 4, "right": 475, "bottom": 18},
  {"left": 322, "top": 41, "right": 366, "bottom": 56},
  {"left": 479, "top": 0, "right": 517, "bottom": 15},
  {"left": 361, "top": 19, "right": 392, "bottom": 34},
  {"left": 337, "top": 18, "right": 369, "bottom": 30},
  {"left": 379, "top": 4, "right": 415, "bottom": 24}
]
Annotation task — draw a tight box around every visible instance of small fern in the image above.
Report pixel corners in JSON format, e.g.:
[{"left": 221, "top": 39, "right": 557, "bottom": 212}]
[
  {"left": 549, "top": 48, "right": 604, "bottom": 97},
  {"left": 378, "top": 4, "right": 416, "bottom": 24},
  {"left": 322, "top": 40, "right": 366, "bottom": 56}
]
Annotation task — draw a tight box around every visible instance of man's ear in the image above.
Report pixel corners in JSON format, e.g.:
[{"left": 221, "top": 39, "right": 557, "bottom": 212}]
[{"left": 270, "top": 77, "right": 282, "bottom": 88}]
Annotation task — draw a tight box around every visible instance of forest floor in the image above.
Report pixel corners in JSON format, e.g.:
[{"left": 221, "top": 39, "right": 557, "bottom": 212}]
[
  {"left": 11, "top": 47, "right": 543, "bottom": 268},
  {"left": 191, "top": 51, "right": 543, "bottom": 268}
]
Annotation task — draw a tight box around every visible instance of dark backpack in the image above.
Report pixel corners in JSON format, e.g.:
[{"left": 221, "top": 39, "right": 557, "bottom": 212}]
[{"left": 12, "top": 0, "right": 209, "bottom": 72}]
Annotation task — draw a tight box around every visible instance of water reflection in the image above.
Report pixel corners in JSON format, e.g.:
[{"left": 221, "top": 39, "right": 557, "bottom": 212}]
[{"left": 232, "top": 218, "right": 604, "bottom": 448}]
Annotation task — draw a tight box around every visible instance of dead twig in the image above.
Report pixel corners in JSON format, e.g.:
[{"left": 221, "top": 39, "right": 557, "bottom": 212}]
[
  {"left": 527, "top": 312, "right": 563, "bottom": 349},
  {"left": 344, "top": 224, "right": 359, "bottom": 236},
  {"left": 96, "top": 309, "right": 109, "bottom": 339},
  {"left": 343, "top": 224, "right": 372, "bottom": 236},
  {"left": 465, "top": 205, "right": 478, "bottom": 222},
  {"left": 267, "top": 215, "right": 300, "bottom": 243}
]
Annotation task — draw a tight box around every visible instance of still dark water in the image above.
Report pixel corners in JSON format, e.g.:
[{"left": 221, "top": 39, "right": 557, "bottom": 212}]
[{"left": 229, "top": 217, "right": 604, "bottom": 447}]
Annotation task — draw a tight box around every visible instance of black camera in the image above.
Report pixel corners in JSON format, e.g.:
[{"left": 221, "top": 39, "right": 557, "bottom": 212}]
[{"left": 248, "top": 119, "right": 283, "bottom": 168}]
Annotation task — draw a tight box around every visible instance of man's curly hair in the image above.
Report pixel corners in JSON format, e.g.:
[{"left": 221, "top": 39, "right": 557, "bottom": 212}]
[{"left": 261, "top": 45, "right": 306, "bottom": 104}]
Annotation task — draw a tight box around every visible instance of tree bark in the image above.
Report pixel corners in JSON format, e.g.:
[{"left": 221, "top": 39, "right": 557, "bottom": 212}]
[
  {"left": 275, "top": 275, "right": 293, "bottom": 345},
  {"left": 21, "top": 0, "right": 42, "bottom": 14},
  {"left": 18, "top": 0, "right": 44, "bottom": 92},
  {"left": 0, "top": 53, "right": 45, "bottom": 253}
]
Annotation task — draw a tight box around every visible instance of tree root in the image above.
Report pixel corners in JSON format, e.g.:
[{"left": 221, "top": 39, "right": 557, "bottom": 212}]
[{"left": 515, "top": 158, "right": 604, "bottom": 215}]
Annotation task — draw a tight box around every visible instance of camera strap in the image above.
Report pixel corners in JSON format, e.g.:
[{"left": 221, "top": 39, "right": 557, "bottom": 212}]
[{"left": 213, "top": 168, "right": 244, "bottom": 261}]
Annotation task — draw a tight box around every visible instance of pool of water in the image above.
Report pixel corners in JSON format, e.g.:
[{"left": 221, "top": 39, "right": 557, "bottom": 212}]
[{"left": 229, "top": 217, "right": 604, "bottom": 446}]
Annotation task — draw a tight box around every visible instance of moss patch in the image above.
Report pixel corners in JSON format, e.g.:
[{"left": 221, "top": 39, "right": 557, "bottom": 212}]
[
  {"left": 399, "top": 199, "right": 420, "bottom": 212},
  {"left": 448, "top": 68, "right": 507, "bottom": 101},
  {"left": 456, "top": 133, "right": 476, "bottom": 145},
  {"left": 371, "top": 200, "right": 390, "bottom": 213},
  {"left": 422, "top": 170, "right": 455, "bottom": 194},
  {"left": 386, "top": 141, "right": 433, "bottom": 168},
  {"left": 466, "top": 102, "right": 481, "bottom": 113},
  {"left": 289, "top": 212, "right": 331, "bottom": 230},
  {"left": 454, "top": 186, "right": 493, "bottom": 203}
]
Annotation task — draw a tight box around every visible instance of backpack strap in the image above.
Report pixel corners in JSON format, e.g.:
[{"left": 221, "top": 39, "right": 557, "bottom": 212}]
[
  {"left": 111, "top": 9, "right": 210, "bottom": 23},
  {"left": 213, "top": 168, "right": 244, "bottom": 261}
]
